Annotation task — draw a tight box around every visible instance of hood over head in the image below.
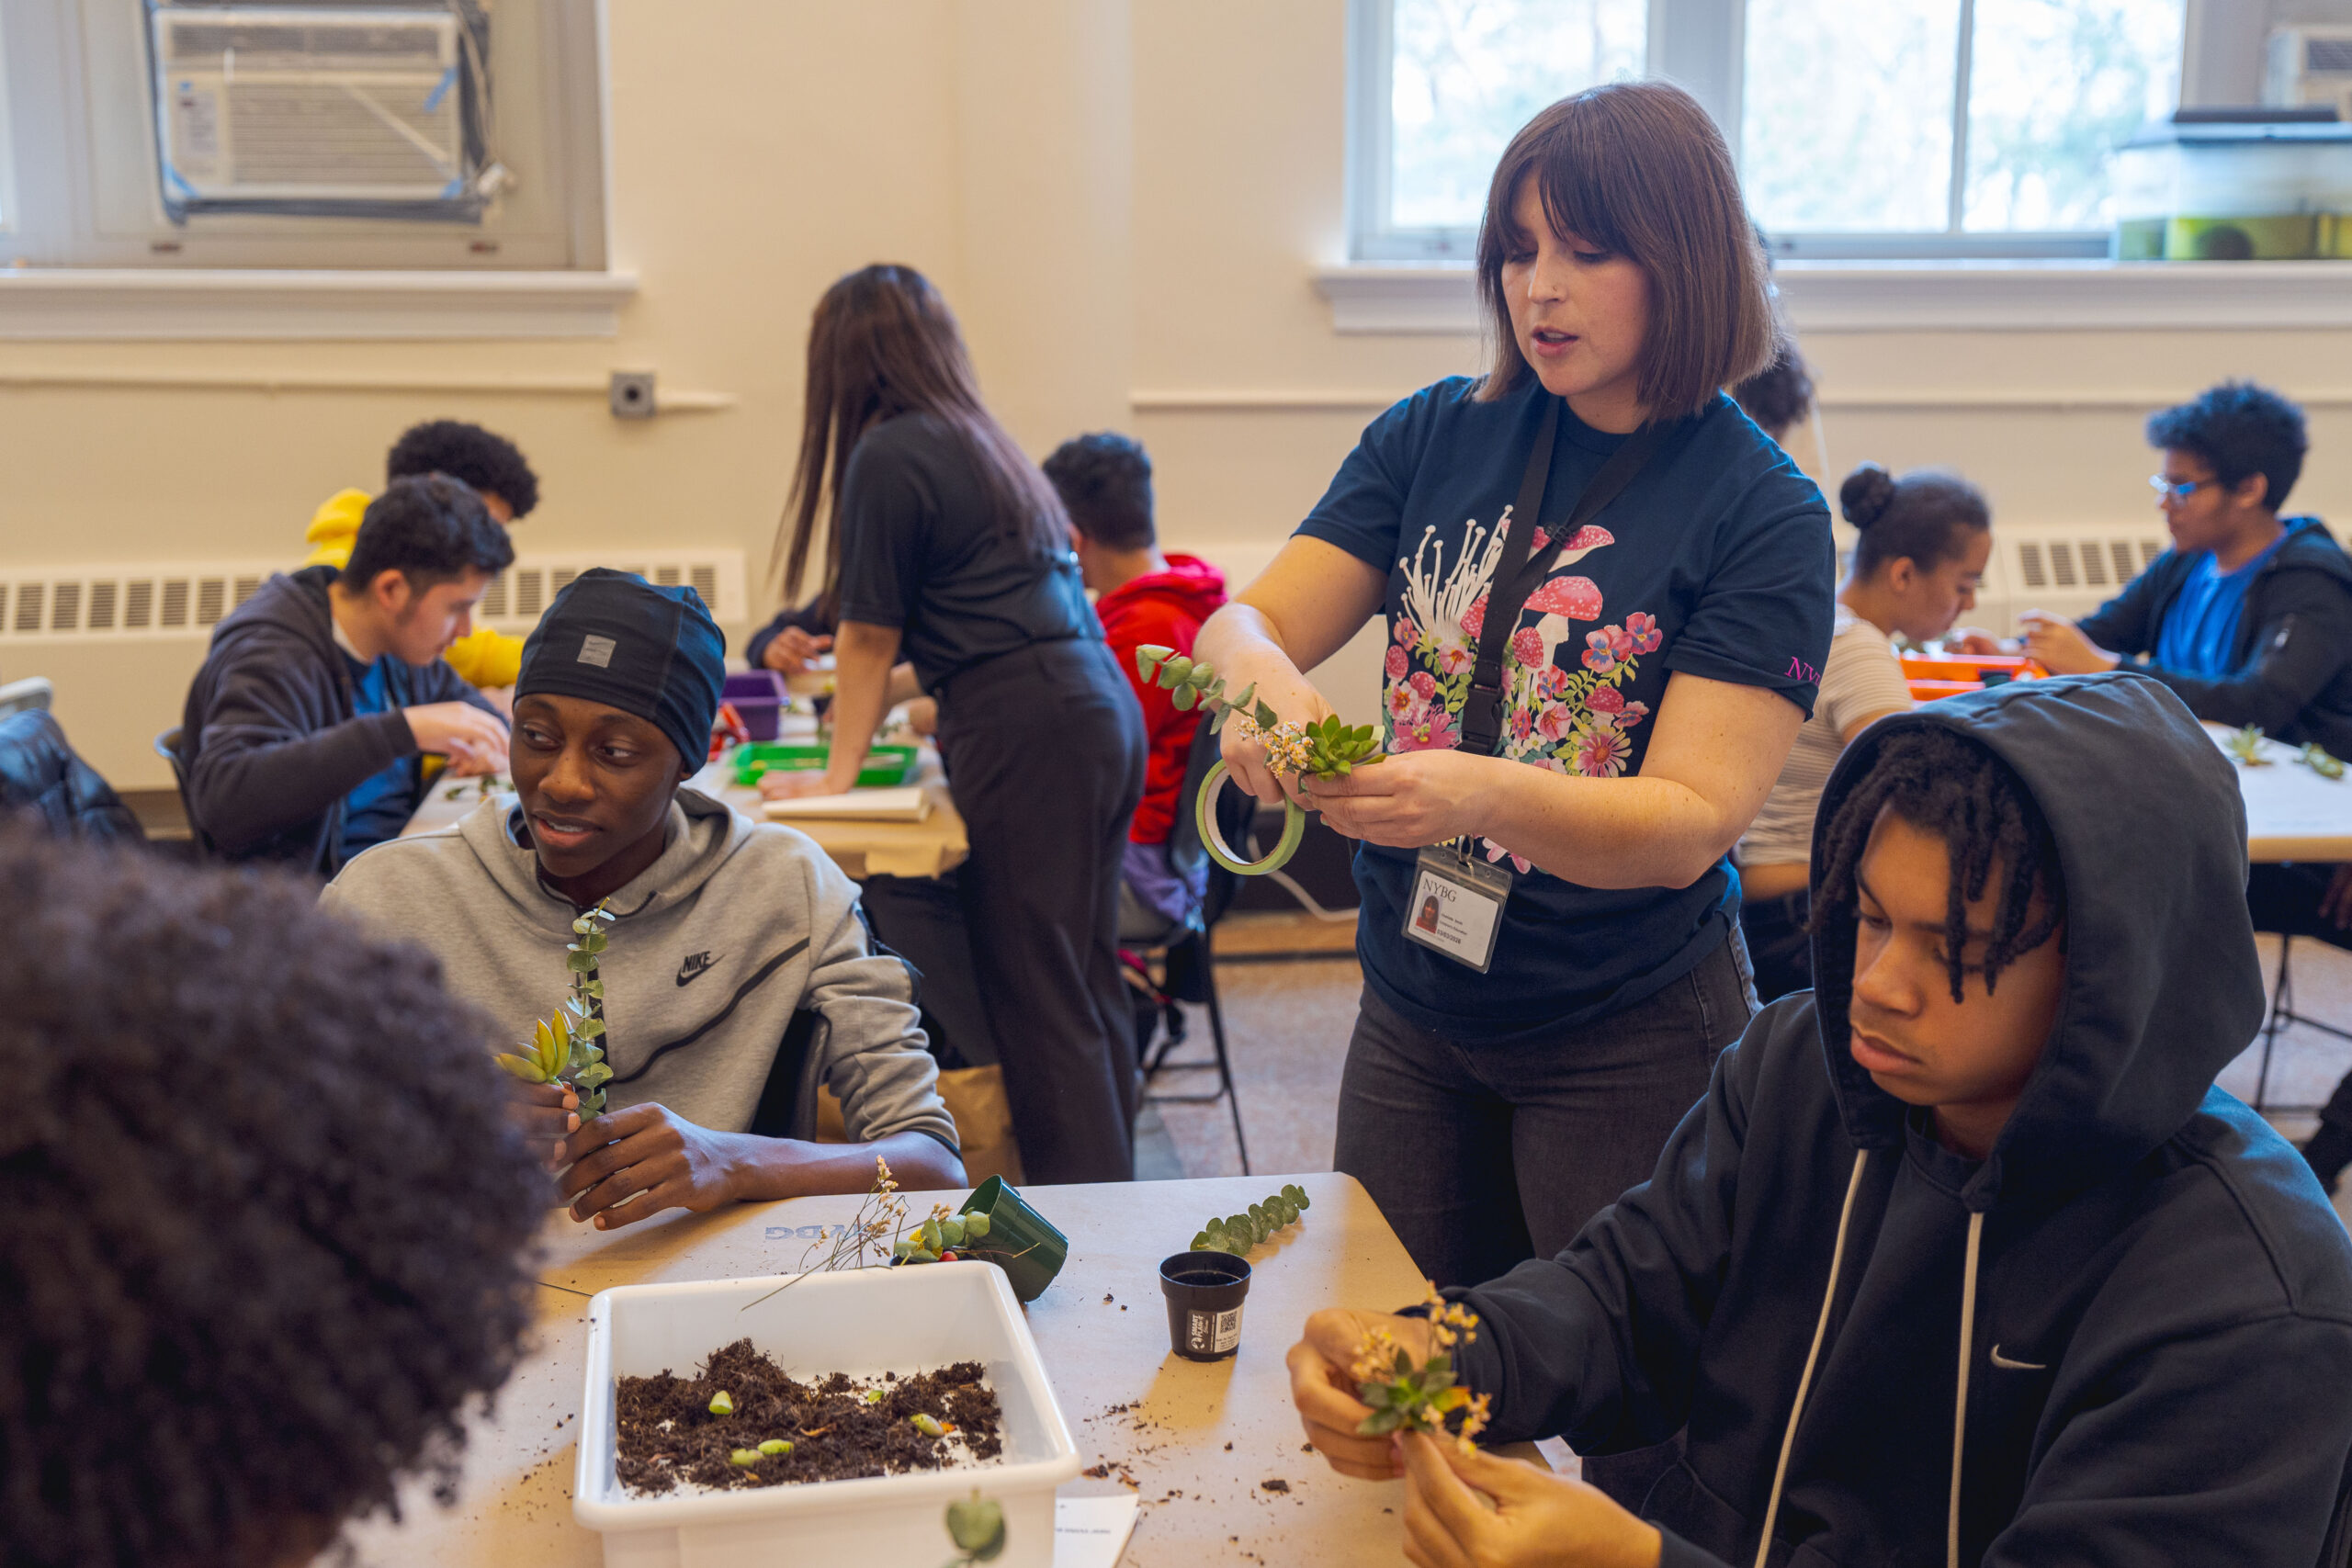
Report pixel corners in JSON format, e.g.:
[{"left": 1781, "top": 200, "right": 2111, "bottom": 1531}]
[
  {"left": 1808, "top": 671, "right": 2262, "bottom": 1210},
  {"left": 1102, "top": 553, "right": 1227, "bottom": 619}
]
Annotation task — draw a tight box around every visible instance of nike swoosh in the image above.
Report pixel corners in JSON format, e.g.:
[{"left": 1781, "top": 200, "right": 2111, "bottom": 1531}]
[{"left": 1989, "top": 1345, "right": 2047, "bottom": 1371}]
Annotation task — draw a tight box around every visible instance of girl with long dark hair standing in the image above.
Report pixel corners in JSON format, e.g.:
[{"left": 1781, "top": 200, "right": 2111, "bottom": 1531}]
[
  {"left": 1194, "top": 83, "right": 1836, "bottom": 1288},
  {"left": 762, "top": 264, "right": 1147, "bottom": 1184}
]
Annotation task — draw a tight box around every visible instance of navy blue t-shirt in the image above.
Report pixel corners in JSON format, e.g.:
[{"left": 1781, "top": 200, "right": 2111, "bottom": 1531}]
[{"left": 1297, "top": 378, "right": 1834, "bottom": 1043}]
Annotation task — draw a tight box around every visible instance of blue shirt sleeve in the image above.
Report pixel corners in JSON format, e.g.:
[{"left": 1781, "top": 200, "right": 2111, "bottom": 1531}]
[
  {"left": 1295, "top": 383, "right": 1458, "bottom": 570},
  {"left": 1663, "top": 484, "right": 1837, "bottom": 720}
]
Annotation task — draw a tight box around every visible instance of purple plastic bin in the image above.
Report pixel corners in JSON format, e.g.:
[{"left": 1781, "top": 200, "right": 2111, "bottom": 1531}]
[{"left": 722, "top": 671, "right": 787, "bottom": 740}]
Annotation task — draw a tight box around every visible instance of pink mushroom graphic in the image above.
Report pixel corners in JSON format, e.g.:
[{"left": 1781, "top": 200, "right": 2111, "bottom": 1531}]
[
  {"left": 1526, "top": 575, "right": 1604, "bottom": 671},
  {"left": 1553, "top": 525, "right": 1614, "bottom": 568}
]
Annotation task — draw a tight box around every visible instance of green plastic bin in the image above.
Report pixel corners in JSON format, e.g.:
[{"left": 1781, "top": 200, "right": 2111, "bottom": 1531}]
[{"left": 730, "top": 742, "right": 917, "bottom": 790}]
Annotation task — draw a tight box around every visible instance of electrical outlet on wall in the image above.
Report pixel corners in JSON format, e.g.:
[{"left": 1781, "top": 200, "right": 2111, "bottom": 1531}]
[{"left": 609, "top": 370, "right": 657, "bottom": 420}]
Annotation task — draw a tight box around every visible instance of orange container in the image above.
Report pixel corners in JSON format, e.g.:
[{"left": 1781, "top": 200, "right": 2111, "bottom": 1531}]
[{"left": 1908, "top": 678, "right": 1984, "bottom": 703}]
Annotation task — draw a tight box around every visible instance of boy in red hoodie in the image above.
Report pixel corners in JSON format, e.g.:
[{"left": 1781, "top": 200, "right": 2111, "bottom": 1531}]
[{"left": 1045, "top": 434, "right": 1228, "bottom": 937}]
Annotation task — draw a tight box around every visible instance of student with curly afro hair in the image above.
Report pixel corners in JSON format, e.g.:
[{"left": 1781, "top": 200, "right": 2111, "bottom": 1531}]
[{"left": 0, "top": 830, "right": 547, "bottom": 1568}]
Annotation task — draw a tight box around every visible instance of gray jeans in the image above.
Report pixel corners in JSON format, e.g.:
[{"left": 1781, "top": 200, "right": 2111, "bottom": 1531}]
[{"left": 1333, "top": 933, "right": 1755, "bottom": 1291}]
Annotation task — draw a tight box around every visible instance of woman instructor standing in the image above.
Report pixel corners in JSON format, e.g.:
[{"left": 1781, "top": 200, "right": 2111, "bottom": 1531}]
[
  {"left": 763, "top": 265, "right": 1147, "bottom": 1184},
  {"left": 1195, "top": 84, "right": 1834, "bottom": 1286}
]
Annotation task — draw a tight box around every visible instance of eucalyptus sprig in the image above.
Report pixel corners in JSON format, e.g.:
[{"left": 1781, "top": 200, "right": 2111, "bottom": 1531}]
[
  {"left": 1136, "top": 645, "right": 1384, "bottom": 875},
  {"left": 1189, "top": 1183, "right": 1310, "bottom": 1257},
  {"left": 492, "top": 901, "right": 616, "bottom": 1117}
]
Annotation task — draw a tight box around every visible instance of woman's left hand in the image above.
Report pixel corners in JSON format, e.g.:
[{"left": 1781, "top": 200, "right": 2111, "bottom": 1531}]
[
  {"left": 760, "top": 768, "right": 847, "bottom": 801},
  {"left": 1397, "top": 1430, "right": 1662, "bottom": 1568},
  {"left": 1302, "top": 750, "right": 1494, "bottom": 848},
  {"left": 556, "top": 1103, "right": 741, "bottom": 1229}
]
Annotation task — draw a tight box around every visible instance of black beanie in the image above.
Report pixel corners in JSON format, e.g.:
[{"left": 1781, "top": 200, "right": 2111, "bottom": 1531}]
[{"left": 516, "top": 569, "right": 726, "bottom": 771}]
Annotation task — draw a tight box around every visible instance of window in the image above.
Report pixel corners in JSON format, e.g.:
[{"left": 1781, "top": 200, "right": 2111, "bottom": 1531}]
[
  {"left": 1350, "top": 0, "right": 2187, "bottom": 261},
  {"left": 0, "top": 0, "right": 605, "bottom": 270}
]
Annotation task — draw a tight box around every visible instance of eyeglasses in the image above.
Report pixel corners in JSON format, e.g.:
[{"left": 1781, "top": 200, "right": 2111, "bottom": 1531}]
[{"left": 2149, "top": 475, "right": 2211, "bottom": 502}]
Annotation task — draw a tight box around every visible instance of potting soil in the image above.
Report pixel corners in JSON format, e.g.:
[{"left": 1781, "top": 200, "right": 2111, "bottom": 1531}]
[{"left": 614, "top": 1337, "right": 1004, "bottom": 1495}]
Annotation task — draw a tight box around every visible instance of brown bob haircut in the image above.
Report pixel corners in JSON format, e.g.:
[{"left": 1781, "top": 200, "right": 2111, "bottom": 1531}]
[{"left": 1476, "top": 81, "right": 1778, "bottom": 422}]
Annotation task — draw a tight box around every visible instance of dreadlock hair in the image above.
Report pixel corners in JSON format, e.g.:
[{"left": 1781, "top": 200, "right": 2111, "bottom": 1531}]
[{"left": 1811, "top": 725, "right": 2065, "bottom": 1002}]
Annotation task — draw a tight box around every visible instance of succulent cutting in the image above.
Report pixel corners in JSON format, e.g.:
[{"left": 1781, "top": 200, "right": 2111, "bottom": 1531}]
[
  {"left": 1136, "top": 644, "right": 1385, "bottom": 875},
  {"left": 1351, "top": 1286, "right": 1493, "bottom": 1454},
  {"left": 491, "top": 901, "right": 616, "bottom": 1117}
]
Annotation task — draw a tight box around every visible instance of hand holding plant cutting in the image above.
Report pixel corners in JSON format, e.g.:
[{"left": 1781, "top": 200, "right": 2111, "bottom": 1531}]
[
  {"left": 1351, "top": 1287, "right": 1493, "bottom": 1451},
  {"left": 1136, "top": 644, "right": 1384, "bottom": 874}
]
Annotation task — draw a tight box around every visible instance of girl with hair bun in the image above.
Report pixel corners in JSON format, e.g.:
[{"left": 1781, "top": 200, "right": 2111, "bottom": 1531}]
[{"left": 1737, "top": 461, "right": 1994, "bottom": 1001}]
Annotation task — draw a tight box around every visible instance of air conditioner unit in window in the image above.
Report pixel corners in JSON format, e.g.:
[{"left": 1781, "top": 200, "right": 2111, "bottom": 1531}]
[
  {"left": 2267, "top": 26, "right": 2352, "bottom": 122},
  {"left": 145, "top": 3, "right": 494, "bottom": 220}
]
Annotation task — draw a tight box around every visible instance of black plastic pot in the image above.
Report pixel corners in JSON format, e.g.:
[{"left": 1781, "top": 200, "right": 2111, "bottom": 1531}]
[
  {"left": 1160, "top": 1250, "right": 1252, "bottom": 1361},
  {"left": 957, "top": 1176, "right": 1069, "bottom": 1303}
]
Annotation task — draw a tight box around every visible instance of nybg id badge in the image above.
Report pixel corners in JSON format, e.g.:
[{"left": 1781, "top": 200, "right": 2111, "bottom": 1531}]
[{"left": 1402, "top": 842, "right": 1512, "bottom": 973}]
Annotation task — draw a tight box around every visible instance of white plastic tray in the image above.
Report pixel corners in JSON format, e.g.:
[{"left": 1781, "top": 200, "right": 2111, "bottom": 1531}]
[{"left": 575, "top": 1262, "right": 1080, "bottom": 1568}]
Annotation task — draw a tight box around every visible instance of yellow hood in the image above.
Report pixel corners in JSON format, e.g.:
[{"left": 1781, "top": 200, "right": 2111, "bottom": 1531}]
[{"left": 300, "top": 488, "right": 372, "bottom": 569}]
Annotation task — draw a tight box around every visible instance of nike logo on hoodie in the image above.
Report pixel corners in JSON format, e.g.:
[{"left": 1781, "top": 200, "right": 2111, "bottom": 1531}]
[{"left": 676, "top": 951, "right": 718, "bottom": 987}]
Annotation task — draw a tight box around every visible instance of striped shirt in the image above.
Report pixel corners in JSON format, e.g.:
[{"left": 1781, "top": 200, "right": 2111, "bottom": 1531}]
[{"left": 1738, "top": 610, "right": 1915, "bottom": 867}]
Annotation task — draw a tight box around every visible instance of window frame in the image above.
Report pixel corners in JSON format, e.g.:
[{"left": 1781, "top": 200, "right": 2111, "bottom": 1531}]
[
  {"left": 0, "top": 0, "right": 608, "bottom": 273},
  {"left": 1347, "top": 0, "right": 2192, "bottom": 263}
]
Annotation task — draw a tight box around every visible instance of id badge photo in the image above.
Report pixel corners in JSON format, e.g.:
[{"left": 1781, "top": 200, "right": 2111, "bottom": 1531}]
[{"left": 1402, "top": 842, "right": 1513, "bottom": 974}]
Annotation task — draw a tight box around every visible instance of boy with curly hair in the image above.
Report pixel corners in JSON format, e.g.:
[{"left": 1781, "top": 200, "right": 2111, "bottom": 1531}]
[
  {"left": 303, "top": 419, "right": 544, "bottom": 691},
  {"left": 0, "top": 830, "right": 547, "bottom": 1568}
]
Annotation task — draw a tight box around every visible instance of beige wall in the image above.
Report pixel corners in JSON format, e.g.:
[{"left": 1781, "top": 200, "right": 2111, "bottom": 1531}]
[{"left": 5, "top": 0, "right": 2350, "bottom": 789}]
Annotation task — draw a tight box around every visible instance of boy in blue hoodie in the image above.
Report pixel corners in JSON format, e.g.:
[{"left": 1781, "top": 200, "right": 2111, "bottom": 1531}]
[{"left": 1290, "top": 672, "right": 2352, "bottom": 1567}]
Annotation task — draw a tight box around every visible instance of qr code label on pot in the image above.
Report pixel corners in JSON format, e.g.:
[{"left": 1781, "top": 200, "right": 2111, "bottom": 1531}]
[{"left": 1190, "top": 1306, "right": 1243, "bottom": 1354}]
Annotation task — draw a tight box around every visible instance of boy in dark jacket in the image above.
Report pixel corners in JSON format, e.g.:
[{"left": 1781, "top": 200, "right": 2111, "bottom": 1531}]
[
  {"left": 2009, "top": 382, "right": 2352, "bottom": 753},
  {"left": 178, "top": 475, "right": 514, "bottom": 875},
  {"left": 1044, "top": 432, "right": 1228, "bottom": 936},
  {"left": 1290, "top": 673, "right": 2352, "bottom": 1567}
]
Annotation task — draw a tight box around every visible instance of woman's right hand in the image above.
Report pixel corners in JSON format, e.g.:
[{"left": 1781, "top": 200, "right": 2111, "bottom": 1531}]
[{"left": 1216, "top": 652, "right": 1338, "bottom": 808}]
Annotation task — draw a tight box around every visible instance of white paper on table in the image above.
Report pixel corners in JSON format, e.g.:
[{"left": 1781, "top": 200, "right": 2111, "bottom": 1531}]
[
  {"left": 1055, "top": 1493, "right": 1141, "bottom": 1567},
  {"left": 762, "top": 785, "right": 933, "bottom": 823}
]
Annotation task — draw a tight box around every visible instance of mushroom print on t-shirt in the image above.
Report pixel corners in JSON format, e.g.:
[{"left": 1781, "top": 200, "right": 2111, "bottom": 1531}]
[{"left": 1387, "top": 511, "right": 1659, "bottom": 874}]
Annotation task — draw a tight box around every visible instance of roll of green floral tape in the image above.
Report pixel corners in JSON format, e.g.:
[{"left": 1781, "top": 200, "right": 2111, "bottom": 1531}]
[{"left": 1195, "top": 759, "right": 1306, "bottom": 876}]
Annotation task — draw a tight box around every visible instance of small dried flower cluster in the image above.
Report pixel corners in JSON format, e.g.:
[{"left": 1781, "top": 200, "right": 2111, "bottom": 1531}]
[{"left": 1351, "top": 1286, "right": 1493, "bottom": 1452}]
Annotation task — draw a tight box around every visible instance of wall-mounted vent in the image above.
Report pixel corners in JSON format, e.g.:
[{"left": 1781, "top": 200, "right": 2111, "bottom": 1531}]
[
  {"left": 2018, "top": 542, "right": 2046, "bottom": 590},
  {"left": 0, "top": 552, "right": 752, "bottom": 642}
]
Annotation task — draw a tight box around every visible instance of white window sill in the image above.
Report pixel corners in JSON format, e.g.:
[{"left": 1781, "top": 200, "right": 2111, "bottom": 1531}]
[
  {"left": 1313, "top": 259, "right": 2352, "bottom": 334},
  {"left": 0, "top": 268, "right": 639, "bottom": 340}
]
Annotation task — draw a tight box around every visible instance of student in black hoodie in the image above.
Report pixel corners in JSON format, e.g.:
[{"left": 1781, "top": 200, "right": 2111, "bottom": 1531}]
[
  {"left": 178, "top": 476, "right": 514, "bottom": 875},
  {"left": 1290, "top": 672, "right": 2352, "bottom": 1568}
]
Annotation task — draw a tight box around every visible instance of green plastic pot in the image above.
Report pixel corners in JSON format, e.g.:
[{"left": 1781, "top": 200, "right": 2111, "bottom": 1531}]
[
  {"left": 1194, "top": 760, "right": 1306, "bottom": 877},
  {"left": 957, "top": 1176, "right": 1069, "bottom": 1303}
]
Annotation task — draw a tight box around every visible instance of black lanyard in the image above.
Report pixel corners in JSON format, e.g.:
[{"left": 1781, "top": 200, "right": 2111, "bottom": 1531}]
[{"left": 1460, "top": 399, "right": 1680, "bottom": 756}]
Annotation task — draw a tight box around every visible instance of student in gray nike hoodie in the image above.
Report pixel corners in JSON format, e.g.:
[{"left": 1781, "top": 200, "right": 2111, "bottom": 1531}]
[{"left": 323, "top": 570, "right": 962, "bottom": 1226}]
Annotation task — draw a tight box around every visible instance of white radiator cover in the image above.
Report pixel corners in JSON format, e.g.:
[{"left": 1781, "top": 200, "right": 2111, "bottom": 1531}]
[{"left": 0, "top": 551, "right": 750, "bottom": 792}]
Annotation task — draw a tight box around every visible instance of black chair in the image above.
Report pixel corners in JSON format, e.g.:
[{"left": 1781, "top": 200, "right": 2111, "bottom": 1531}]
[
  {"left": 0, "top": 710, "right": 143, "bottom": 843},
  {"left": 156, "top": 726, "right": 216, "bottom": 857},
  {"left": 1125, "top": 720, "right": 1259, "bottom": 1173}
]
